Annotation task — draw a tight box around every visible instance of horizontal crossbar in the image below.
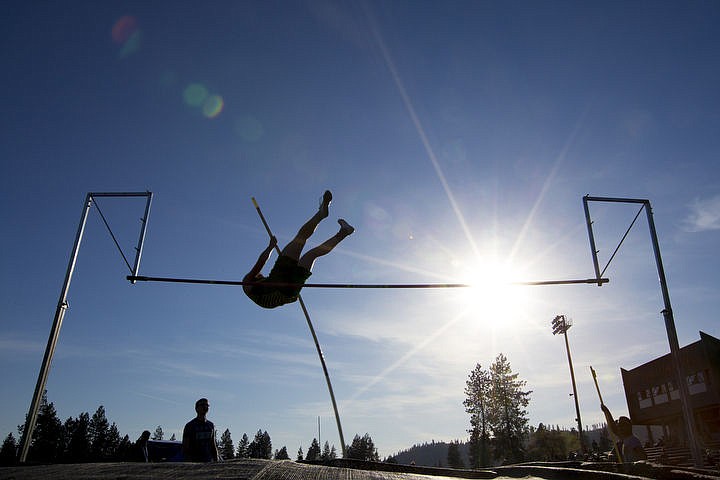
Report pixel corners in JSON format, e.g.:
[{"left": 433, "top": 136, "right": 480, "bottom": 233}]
[{"left": 127, "top": 275, "right": 609, "bottom": 288}]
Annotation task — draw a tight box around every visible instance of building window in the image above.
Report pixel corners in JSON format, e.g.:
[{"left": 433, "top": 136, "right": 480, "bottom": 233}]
[
  {"left": 652, "top": 384, "right": 669, "bottom": 404},
  {"left": 638, "top": 389, "right": 653, "bottom": 409},
  {"left": 688, "top": 371, "right": 707, "bottom": 395}
]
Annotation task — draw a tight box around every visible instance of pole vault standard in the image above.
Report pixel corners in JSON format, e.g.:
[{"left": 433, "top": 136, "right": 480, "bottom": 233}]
[
  {"left": 583, "top": 195, "right": 703, "bottom": 468},
  {"left": 250, "top": 197, "right": 348, "bottom": 458},
  {"left": 19, "top": 192, "right": 152, "bottom": 463}
]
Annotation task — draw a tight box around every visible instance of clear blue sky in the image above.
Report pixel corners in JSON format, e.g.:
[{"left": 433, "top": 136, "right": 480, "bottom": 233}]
[{"left": 2, "top": 0, "right": 719, "bottom": 457}]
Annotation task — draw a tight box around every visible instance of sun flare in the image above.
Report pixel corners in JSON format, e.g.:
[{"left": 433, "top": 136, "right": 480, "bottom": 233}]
[{"left": 455, "top": 256, "right": 533, "bottom": 331}]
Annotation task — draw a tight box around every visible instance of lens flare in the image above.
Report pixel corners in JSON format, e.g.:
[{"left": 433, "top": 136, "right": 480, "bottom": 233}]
[
  {"left": 182, "top": 84, "right": 224, "bottom": 119},
  {"left": 120, "top": 31, "right": 142, "bottom": 58},
  {"left": 112, "top": 16, "right": 138, "bottom": 44},
  {"left": 183, "top": 84, "right": 208, "bottom": 107},
  {"left": 112, "top": 16, "right": 141, "bottom": 58},
  {"left": 202, "top": 95, "right": 224, "bottom": 118},
  {"left": 234, "top": 115, "right": 264, "bottom": 141}
]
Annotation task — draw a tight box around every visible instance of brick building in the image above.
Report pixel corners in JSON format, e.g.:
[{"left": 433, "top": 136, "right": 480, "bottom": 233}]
[{"left": 620, "top": 331, "right": 720, "bottom": 446}]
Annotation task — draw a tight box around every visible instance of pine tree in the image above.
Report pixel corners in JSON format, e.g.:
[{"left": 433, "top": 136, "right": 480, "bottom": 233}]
[
  {"left": 27, "top": 392, "right": 63, "bottom": 463},
  {"left": 305, "top": 438, "right": 321, "bottom": 461},
  {"left": 599, "top": 425, "right": 612, "bottom": 452},
  {"left": 248, "top": 430, "right": 272, "bottom": 459},
  {"left": 106, "top": 423, "right": 121, "bottom": 459},
  {"left": 296, "top": 446, "right": 304, "bottom": 461},
  {"left": 274, "top": 446, "right": 289, "bottom": 459},
  {"left": 447, "top": 440, "right": 464, "bottom": 469},
  {"left": 526, "top": 423, "right": 567, "bottom": 461},
  {"left": 66, "top": 412, "right": 91, "bottom": 462},
  {"left": 116, "top": 434, "right": 133, "bottom": 461},
  {"left": 320, "top": 441, "right": 337, "bottom": 461},
  {"left": 219, "top": 429, "right": 234, "bottom": 459},
  {"left": 464, "top": 363, "right": 492, "bottom": 467},
  {"left": 89, "top": 406, "right": 110, "bottom": 460},
  {"left": 152, "top": 425, "right": 164, "bottom": 441},
  {"left": 237, "top": 433, "right": 250, "bottom": 458},
  {"left": 259, "top": 430, "right": 272, "bottom": 459},
  {"left": 347, "top": 433, "right": 379, "bottom": 461},
  {"left": 488, "top": 353, "right": 532, "bottom": 464},
  {"left": 0, "top": 433, "right": 17, "bottom": 465}
]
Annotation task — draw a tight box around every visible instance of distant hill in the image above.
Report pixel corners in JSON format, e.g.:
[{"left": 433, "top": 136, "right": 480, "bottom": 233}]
[
  {"left": 386, "top": 440, "right": 469, "bottom": 468},
  {"left": 385, "top": 426, "right": 612, "bottom": 467}
]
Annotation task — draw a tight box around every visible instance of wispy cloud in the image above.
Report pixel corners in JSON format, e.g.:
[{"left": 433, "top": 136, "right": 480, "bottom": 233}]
[
  {"left": 0, "top": 335, "right": 43, "bottom": 355},
  {"left": 134, "top": 391, "right": 184, "bottom": 406},
  {"left": 683, "top": 195, "right": 720, "bottom": 232}
]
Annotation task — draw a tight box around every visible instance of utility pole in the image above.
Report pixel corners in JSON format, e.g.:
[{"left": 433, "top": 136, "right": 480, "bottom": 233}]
[{"left": 552, "top": 314, "right": 585, "bottom": 453}]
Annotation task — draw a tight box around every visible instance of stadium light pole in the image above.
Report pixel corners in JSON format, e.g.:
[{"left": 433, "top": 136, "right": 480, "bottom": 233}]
[{"left": 552, "top": 315, "right": 585, "bottom": 453}]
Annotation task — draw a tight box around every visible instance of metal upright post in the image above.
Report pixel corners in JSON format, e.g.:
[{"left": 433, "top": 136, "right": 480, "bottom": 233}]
[
  {"left": 19, "top": 193, "right": 93, "bottom": 463},
  {"left": 644, "top": 201, "right": 703, "bottom": 467},
  {"left": 131, "top": 192, "right": 153, "bottom": 281},
  {"left": 583, "top": 196, "right": 603, "bottom": 285}
]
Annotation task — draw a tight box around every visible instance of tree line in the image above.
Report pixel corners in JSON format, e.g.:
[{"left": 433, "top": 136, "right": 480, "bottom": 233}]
[
  {"left": 384, "top": 351, "right": 602, "bottom": 468},
  {"left": 3, "top": 352, "right": 604, "bottom": 469},
  {"left": 0, "top": 392, "right": 380, "bottom": 465},
  {"left": 388, "top": 422, "right": 615, "bottom": 469},
  {"left": 192, "top": 430, "right": 378, "bottom": 463},
  {"left": 2, "top": 393, "right": 132, "bottom": 464},
  {"left": 462, "top": 352, "right": 617, "bottom": 467}
]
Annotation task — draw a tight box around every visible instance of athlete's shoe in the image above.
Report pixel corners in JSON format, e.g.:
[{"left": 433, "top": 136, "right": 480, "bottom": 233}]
[
  {"left": 319, "top": 190, "right": 332, "bottom": 217},
  {"left": 338, "top": 218, "right": 355, "bottom": 236}
]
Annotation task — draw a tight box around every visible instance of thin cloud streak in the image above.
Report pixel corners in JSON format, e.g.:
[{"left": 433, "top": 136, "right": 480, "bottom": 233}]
[
  {"left": 0, "top": 335, "right": 44, "bottom": 355},
  {"left": 365, "top": 7, "right": 479, "bottom": 259},
  {"left": 348, "top": 307, "right": 472, "bottom": 401},
  {"left": 510, "top": 105, "right": 591, "bottom": 262}
]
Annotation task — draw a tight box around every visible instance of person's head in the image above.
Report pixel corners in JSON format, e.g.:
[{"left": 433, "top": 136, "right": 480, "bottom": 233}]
[
  {"left": 195, "top": 398, "right": 210, "bottom": 416},
  {"left": 617, "top": 416, "right": 633, "bottom": 437},
  {"left": 141, "top": 430, "right": 151, "bottom": 440}
]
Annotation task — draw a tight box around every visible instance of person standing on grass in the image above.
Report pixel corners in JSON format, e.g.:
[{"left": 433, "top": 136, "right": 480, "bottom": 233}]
[{"left": 182, "top": 398, "right": 219, "bottom": 462}]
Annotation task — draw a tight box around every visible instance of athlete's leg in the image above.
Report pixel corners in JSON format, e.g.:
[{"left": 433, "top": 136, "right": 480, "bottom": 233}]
[
  {"left": 299, "top": 219, "right": 354, "bottom": 271},
  {"left": 281, "top": 190, "right": 332, "bottom": 261}
]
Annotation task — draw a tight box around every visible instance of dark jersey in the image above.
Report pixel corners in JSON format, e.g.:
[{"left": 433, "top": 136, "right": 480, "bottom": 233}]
[{"left": 182, "top": 418, "right": 217, "bottom": 462}]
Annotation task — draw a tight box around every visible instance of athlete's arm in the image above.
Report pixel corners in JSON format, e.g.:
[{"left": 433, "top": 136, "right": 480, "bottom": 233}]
[{"left": 244, "top": 236, "right": 277, "bottom": 281}]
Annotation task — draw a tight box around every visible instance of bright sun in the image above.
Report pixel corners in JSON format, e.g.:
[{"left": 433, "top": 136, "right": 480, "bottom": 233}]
[{"left": 456, "top": 256, "right": 533, "bottom": 331}]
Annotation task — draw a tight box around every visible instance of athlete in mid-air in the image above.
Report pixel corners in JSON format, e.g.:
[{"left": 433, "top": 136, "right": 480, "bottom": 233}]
[{"left": 243, "top": 190, "right": 354, "bottom": 308}]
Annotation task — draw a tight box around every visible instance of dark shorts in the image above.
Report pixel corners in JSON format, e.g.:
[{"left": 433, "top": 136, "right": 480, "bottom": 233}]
[
  {"left": 247, "top": 256, "right": 312, "bottom": 308},
  {"left": 267, "top": 255, "right": 312, "bottom": 295}
]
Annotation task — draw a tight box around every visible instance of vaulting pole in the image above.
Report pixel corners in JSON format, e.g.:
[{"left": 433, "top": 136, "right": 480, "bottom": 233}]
[
  {"left": 590, "top": 366, "right": 624, "bottom": 463},
  {"left": 251, "top": 197, "right": 347, "bottom": 458}
]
